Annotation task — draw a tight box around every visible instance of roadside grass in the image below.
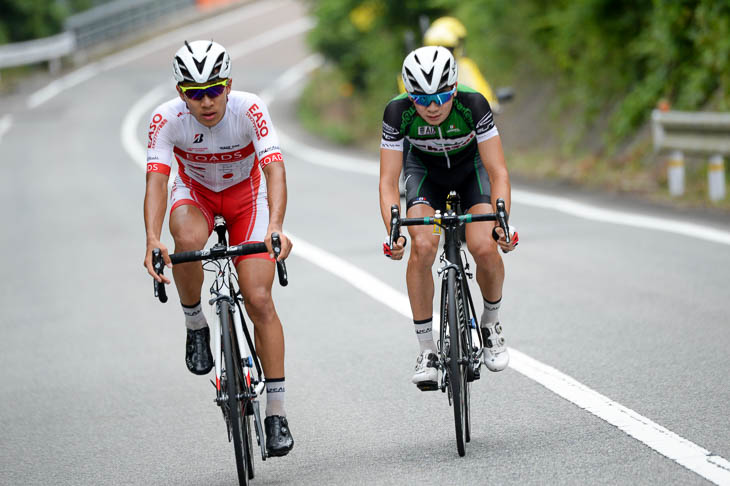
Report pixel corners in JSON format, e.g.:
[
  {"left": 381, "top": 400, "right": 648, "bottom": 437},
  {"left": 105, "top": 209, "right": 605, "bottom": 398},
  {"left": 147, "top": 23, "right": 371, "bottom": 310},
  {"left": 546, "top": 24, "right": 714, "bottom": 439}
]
[{"left": 298, "top": 67, "right": 730, "bottom": 212}]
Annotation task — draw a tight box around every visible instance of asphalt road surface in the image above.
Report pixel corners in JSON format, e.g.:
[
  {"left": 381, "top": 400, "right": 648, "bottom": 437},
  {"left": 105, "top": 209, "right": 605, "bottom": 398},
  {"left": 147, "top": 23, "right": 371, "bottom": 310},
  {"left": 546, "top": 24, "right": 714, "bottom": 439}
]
[{"left": 2, "top": 1, "right": 729, "bottom": 485}]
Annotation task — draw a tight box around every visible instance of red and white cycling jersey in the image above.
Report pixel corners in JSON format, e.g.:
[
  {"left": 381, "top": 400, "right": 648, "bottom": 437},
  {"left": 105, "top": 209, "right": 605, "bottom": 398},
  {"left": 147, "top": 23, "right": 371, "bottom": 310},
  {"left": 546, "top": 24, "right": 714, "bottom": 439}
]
[
  {"left": 146, "top": 90, "right": 283, "bottom": 193},
  {"left": 146, "top": 91, "right": 284, "bottom": 258}
]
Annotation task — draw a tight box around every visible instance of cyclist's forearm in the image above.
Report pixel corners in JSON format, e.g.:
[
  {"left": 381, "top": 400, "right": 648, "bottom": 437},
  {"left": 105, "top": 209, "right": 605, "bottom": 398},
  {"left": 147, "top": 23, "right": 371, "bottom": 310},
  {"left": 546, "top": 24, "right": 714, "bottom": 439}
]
[
  {"left": 263, "top": 162, "right": 287, "bottom": 230},
  {"left": 478, "top": 136, "right": 511, "bottom": 214},
  {"left": 144, "top": 172, "right": 169, "bottom": 242}
]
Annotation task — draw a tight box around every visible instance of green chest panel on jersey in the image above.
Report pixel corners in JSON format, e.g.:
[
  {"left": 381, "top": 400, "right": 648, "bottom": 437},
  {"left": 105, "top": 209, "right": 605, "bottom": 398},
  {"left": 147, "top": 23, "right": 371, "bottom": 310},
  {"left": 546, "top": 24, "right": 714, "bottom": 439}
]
[{"left": 400, "top": 98, "right": 477, "bottom": 157}]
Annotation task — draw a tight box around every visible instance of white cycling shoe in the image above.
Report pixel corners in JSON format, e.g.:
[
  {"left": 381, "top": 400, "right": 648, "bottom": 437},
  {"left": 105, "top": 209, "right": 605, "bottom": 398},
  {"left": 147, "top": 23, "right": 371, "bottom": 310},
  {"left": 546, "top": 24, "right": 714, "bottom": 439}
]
[
  {"left": 481, "top": 322, "right": 510, "bottom": 372},
  {"left": 412, "top": 350, "right": 438, "bottom": 390}
]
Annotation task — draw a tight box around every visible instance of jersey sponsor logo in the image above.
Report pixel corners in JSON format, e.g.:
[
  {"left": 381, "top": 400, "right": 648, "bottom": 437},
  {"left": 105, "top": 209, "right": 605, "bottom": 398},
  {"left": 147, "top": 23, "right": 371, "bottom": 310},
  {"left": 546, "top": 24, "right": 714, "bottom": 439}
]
[
  {"left": 418, "top": 126, "right": 436, "bottom": 136},
  {"left": 446, "top": 124, "right": 460, "bottom": 134},
  {"left": 257, "top": 145, "right": 281, "bottom": 157},
  {"left": 173, "top": 143, "right": 255, "bottom": 163},
  {"left": 411, "top": 197, "right": 429, "bottom": 206},
  {"left": 409, "top": 132, "right": 475, "bottom": 153},
  {"left": 476, "top": 112, "right": 494, "bottom": 132},
  {"left": 260, "top": 152, "right": 283, "bottom": 168},
  {"left": 381, "top": 140, "right": 403, "bottom": 150},
  {"left": 246, "top": 103, "right": 270, "bottom": 140},
  {"left": 146, "top": 162, "right": 171, "bottom": 175},
  {"left": 148, "top": 113, "right": 168, "bottom": 149},
  {"left": 382, "top": 121, "right": 399, "bottom": 137},
  {"left": 193, "top": 133, "right": 204, "bottom": 144}
]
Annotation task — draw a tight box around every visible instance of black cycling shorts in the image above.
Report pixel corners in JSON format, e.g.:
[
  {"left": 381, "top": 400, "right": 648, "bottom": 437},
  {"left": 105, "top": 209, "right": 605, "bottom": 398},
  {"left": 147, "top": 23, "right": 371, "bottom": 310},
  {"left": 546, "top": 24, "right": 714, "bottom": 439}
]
[{"left": 404, "top": 149, "right": 491, "bottom": 212}]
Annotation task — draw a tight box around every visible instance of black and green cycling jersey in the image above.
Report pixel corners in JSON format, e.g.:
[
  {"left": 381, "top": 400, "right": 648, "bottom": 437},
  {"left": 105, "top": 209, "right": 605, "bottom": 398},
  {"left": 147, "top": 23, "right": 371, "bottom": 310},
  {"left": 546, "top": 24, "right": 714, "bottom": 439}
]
[{"left": 380, "top": 85, "right": 498, "bottom": 169}]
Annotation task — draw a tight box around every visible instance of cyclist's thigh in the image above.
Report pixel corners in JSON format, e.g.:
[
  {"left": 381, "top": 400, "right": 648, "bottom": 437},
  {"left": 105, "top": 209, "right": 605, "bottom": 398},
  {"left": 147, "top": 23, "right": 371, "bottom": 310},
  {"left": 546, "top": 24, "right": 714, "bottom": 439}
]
[
  {"left": 169, "top": 177, "right": 214, "bottom": 248},
  {"left": 220, "top": 176, "right": 273, "bottom": 267},
  {"left": 456, "top": 151, "right": 491, "bottom": 213},
  {"left": 465, "top": 202, "right": 498, "bottom": 257},
  {"left": 404, "top": 150, "right": 448, "bottom": 212}
]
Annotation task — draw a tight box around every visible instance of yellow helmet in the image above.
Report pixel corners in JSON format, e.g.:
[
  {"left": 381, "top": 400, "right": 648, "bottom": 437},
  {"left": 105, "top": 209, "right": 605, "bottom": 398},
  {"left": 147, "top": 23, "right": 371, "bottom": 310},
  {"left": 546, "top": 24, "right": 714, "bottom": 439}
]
[
  {"left": 428, "top": 16, "right": 466, "bottom": 41},
  {"left": 423, "top": 24, "right": 460, "bottom": 48}
]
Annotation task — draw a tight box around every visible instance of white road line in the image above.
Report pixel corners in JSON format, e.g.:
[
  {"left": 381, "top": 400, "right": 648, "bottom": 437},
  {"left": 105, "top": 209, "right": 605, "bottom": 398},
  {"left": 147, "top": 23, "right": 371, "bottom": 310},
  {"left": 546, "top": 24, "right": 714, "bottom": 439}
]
[
  {"left": 287, "top": 235, "right": 730, "bottom": 486},
  {"left": 119, "top": 28, "right": 730, "bottom": 486},
  {"left": 0, "top": 114, "right": 12, "bottom": 144},
  {"left": 28, "top": 0, "right": 286, "bottom": 109}
]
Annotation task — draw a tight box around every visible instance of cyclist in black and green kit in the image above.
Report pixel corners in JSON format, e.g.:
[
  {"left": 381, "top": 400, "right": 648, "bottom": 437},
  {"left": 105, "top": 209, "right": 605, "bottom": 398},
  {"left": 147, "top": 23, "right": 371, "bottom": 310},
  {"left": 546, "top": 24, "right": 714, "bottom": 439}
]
[{"left": 379, "top": 46, "right": 518, "bottom": 389}]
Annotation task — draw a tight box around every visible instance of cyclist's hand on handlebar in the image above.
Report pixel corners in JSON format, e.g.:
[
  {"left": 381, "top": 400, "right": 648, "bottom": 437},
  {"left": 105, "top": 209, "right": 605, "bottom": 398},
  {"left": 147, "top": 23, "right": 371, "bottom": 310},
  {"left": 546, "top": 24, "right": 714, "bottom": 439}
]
[
  {"left": 383, "top": 235, "right": 407, "bottom": 260},
  {"left": 266, "top": 229, "right": 292, "bottom": 261},
  {"left": 492, "top": 225, "right": 519, "bottom": 253},
  {"left": 144, "top": 239, "right": 171, "bottom": 284}
]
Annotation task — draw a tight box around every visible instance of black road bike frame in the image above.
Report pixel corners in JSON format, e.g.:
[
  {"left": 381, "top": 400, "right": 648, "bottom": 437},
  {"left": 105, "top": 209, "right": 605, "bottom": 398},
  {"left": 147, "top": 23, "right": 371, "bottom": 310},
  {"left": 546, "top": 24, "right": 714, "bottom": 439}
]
[
  {"left": 151, "top": 217, "right": 288, "bottom": 485},
  {"left": 390, "top": 194, "right": 509, "bottom": 457}
]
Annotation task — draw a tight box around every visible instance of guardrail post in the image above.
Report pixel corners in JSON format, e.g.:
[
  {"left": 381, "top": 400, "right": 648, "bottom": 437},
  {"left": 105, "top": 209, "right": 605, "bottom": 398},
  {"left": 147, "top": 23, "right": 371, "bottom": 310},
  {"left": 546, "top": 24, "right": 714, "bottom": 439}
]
[
  {"left": 668, "top": 150, "right": 685, "bottom": 197},
  {"left": 708, "top": 154, "right": 726, "bottom": 201}
]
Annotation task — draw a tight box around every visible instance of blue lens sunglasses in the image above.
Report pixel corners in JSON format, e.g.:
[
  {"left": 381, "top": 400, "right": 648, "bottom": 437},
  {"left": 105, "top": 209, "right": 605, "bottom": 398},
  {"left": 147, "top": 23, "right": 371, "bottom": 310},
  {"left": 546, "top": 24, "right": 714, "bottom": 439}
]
[{"left": 409, "top": 86, "right": 457, "bottom": 106}]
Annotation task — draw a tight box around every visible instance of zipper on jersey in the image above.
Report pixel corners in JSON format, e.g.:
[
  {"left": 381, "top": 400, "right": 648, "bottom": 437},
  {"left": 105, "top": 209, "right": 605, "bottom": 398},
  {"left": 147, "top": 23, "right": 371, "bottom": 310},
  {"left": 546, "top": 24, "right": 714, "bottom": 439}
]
[{"left": 437, "top": 126, "right": 451, "bottom": 169}]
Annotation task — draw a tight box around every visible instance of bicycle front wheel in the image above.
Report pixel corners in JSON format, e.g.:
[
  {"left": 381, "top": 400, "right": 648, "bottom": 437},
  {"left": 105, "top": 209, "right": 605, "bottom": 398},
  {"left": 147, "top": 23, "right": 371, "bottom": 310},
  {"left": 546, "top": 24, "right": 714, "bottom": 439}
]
[
  {"left": 446, "top": 270, "right": 467, "bottom": 457},
  {"left": 221, "top": 300, "right": 251, "bottom": 486}
]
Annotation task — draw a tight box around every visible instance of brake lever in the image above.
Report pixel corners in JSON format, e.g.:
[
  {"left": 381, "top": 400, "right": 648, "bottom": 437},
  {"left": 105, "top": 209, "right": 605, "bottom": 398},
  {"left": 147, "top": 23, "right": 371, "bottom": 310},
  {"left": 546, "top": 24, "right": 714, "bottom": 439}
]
[
  {"left": 152, "top": 248, "right": 168, "bottom": 303},
  {"left": 271, "top": 233, "right": 288, "bottom": 287},
  {"left": 495, "top": 198, "right": 510, "bottom": 245},
  {"left": 389, "top": 204, "right": 401, "bottom": 247}
]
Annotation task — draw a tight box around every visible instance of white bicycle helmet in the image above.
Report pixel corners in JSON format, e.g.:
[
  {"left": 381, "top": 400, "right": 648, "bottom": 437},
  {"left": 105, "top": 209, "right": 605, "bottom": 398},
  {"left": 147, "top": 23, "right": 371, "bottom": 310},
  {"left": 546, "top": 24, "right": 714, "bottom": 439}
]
[
  {"left": 401, "top": 46, "right": 457, "bottom": 94},
  {"left": 173, "top": 40, "right": 231, "bottom": 83}
]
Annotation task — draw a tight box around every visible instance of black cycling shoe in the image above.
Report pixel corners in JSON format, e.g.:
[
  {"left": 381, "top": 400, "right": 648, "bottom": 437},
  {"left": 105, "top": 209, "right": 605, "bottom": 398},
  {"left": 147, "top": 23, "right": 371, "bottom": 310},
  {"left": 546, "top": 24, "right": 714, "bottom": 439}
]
[
  {"left": 185, "top": 327, "right": 213, "bottom": 375},
  {"left": 264, "top": 415, "right": 294, "bottom": 457}
]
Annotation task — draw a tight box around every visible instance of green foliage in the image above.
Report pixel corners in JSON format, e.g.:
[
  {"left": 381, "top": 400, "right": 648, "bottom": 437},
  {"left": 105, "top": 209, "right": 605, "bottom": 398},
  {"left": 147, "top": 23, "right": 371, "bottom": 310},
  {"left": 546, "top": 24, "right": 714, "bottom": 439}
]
[
  {"left": 0, "top": 0, "right": 94, "bottom": 44},
  {"left": 307, "top": 0, "right": 730, "bottom": 151}
]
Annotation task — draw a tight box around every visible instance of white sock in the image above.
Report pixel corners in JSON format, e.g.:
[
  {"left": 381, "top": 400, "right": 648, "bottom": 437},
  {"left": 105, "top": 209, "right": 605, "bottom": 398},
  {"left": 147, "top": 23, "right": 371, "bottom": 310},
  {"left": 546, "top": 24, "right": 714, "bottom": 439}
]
[
  {"left": 265, "top": 378, "right": 286, "bottom": 417},
  {"left": 481, "top": 297, "right": 501, "bottom": 326},
  {"left": 414, "top": 318, "right": 437, "bottom": 353},
  {"left": 182, "top": 301, "right": 207, "bottom": 330}
]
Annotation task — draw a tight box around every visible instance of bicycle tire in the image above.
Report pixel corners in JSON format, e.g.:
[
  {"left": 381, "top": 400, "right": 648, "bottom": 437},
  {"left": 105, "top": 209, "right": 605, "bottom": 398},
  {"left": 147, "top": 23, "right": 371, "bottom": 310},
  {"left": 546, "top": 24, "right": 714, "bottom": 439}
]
[
  {"left": 446, "top": 270, "right": 467, "bottom": 457},
  {"left": 221, "top": 300, "right": 251, "bottom": 486},
  {"left": 457, "top": 279, "right": 472, "bottom": 444}
]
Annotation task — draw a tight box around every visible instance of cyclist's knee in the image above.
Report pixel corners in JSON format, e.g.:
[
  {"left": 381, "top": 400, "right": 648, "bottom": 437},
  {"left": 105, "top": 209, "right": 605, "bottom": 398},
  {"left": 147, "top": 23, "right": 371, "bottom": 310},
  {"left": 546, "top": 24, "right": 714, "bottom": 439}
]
[
  {"left": 410, "top": 234, "right": 439, "bottom": 264},
  {"left": 244, "top": 288, "right": 275, "bottom": 319},
  {"left": 468, "top": 238, "right": 499, "bottom": 264},
  {"left": 172, "top": 230, "right": 208, "bottom": 252}
]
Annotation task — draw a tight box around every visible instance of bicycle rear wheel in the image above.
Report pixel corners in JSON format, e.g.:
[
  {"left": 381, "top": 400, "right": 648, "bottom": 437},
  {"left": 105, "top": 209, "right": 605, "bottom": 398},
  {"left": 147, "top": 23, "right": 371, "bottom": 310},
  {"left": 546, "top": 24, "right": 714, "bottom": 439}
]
[
  {"left": 446, "top": 270, "right": 467, "bottom": 457},
  {"left": 221, "top": 300, "right": 251, "bottom": 486}
]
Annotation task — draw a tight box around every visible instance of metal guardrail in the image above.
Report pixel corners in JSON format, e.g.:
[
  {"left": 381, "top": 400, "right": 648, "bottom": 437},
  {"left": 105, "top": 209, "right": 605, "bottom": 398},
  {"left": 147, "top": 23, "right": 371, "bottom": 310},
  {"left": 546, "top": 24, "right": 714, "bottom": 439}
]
[
  {"left": 0, "top": 32, "right": 75, "bottom": 71},
  {"left": 651, "top": 109, "right": 728, "bottom": 200},
  {"left": 0, "top": 0, "right": 197, "bottom": 75},
  {"left": 66, "top": 0, "right": 196, "bottom": 49}
]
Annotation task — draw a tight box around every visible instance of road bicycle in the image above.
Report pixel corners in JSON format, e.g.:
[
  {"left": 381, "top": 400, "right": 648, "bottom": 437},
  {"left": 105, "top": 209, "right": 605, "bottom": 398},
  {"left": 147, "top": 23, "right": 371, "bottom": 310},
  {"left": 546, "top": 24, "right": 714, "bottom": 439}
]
[
  {"left": 151, "top": 216, "right": 288, "bottom": 486},
  {"left": 389, "top": 193, "right": 510, "bottom": 457}
]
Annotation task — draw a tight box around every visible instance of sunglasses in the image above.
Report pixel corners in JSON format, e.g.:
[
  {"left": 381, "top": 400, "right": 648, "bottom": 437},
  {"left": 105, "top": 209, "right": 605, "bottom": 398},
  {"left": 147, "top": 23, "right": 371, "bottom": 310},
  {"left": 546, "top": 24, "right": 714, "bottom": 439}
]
[
  {"left": 179, "top": 79, "right": 228, "bottom": 100},
  {"left": 409, "top": 86, "right": 456, "bottom": 106}
]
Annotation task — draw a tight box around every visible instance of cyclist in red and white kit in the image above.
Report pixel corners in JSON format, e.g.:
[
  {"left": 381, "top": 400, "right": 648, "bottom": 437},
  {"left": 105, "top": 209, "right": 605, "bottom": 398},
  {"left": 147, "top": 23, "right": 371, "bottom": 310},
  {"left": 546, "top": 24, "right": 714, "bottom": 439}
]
[{"left": 143, "top": 40, "right": 293, "bottom": 456}]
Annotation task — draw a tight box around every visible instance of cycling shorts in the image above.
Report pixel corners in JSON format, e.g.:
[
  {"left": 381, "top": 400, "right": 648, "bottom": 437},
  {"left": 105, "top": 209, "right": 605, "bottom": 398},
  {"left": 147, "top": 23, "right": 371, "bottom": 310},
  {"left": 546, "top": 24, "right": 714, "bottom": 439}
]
[
  {"left": 404, "top": 150, "right": 491, "bottom": 212},
  {"left": 170, "top": 174, "right": 271, "bottom": 265}
]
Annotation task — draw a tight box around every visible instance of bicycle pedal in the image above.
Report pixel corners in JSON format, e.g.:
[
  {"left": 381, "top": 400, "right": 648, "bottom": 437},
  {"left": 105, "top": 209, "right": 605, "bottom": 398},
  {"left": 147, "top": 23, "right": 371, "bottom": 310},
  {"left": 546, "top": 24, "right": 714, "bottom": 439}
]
[{"left": 416, "top": 381, "right": 439, "bottom": 391}]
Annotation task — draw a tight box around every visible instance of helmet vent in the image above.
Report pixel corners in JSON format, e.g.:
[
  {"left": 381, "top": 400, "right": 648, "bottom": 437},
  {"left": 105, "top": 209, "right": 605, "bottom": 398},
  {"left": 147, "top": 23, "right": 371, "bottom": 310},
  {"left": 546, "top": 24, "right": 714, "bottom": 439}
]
[
  {"left": 193, "top": 56, "right": 206, "bottom": 75},
  {"left": 210, "top": 52, "right": 225, "bottom": 78}
]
